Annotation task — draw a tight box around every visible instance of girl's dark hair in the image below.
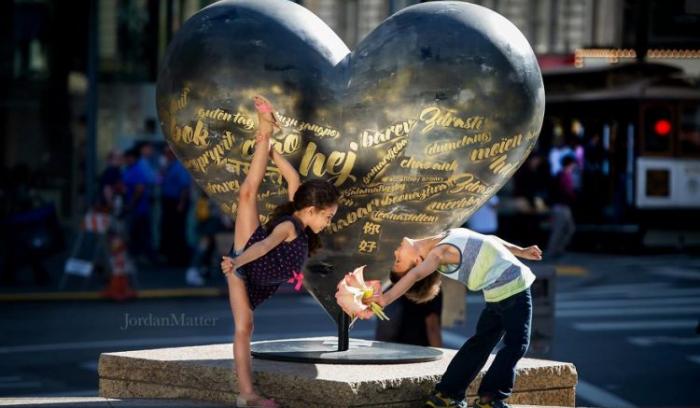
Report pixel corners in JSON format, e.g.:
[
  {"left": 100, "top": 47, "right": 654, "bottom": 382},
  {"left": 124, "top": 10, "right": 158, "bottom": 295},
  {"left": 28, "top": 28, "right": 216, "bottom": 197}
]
[
  {"left": 390, "top": 270, "right": 442, "bottom": 304},
  {"left": 265, "top": 179, "right": 340, "bottom": 255}
]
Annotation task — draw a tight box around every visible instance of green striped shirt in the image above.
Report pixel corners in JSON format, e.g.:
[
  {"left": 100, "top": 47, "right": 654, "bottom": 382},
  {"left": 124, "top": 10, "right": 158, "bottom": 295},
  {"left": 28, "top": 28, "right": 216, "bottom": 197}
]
[{"left": 436, "top": 228, "right": 536, "bottom": 302}]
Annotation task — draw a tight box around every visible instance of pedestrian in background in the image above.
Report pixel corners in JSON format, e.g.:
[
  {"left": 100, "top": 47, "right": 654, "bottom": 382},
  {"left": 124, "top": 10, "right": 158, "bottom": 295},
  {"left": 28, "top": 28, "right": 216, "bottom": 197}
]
[
  {"left": 385, "top": 291, "right": 444, "bottom": 347},
  {"left": 546, "top": 155, "right": 577, "bottom": 258},
  {"left": 185, "top": 193, "right": 230, "bottom": 286},
  {"left": 123, "top": 148, "right": 153, "bottom": 262},
  {"left": 160, "top": 146, "right": 191, "bottom": 266}
]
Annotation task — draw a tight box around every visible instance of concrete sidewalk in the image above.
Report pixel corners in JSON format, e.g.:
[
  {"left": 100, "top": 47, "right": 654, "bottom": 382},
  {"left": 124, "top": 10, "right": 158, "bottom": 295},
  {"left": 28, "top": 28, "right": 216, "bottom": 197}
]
[
  {"left": 0, "top": 397, "right": 228, "bottom": 407},
  {"left": 0, "top": 397, "right": 581, "bottom": 407}
]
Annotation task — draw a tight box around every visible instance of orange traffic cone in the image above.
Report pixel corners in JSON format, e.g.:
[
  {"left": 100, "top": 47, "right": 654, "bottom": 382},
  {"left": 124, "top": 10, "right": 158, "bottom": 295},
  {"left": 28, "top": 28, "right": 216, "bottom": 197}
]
[
  {"left": 101, "top": 275, "right": 137, "bottom": 301},
  {"left": 102, "top": 236, "right": 137, "bottom": 301}
]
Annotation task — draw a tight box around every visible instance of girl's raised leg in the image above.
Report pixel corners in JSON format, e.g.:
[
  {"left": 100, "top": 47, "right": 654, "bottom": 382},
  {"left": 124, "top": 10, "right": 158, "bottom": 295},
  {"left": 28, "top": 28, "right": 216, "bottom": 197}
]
[{"left": 233, "top": 97, "right": 275, "bottom": 252}]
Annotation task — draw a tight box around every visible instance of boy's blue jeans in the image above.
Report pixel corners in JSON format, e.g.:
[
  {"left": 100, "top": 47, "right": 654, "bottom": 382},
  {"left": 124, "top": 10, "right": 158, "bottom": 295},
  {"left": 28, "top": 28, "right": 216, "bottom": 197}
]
[{"left": 436, "top": 287, "right": 532, "bottom": 402}]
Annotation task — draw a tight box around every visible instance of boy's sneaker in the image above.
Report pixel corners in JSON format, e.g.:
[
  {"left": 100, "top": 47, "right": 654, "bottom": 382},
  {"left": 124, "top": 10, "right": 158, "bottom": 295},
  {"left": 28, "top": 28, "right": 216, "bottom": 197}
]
[
  {"left": 424, "top": 391, "right": 468, "bottom": 408},
  {"left": 473, "top": 398, "right": 511, "bottom": 408}
]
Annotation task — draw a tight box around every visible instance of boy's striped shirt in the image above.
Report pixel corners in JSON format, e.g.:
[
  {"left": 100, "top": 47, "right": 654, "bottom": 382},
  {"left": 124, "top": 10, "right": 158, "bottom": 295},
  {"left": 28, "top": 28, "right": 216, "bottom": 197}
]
[{"left": 436, "top": 228, "right": 535, "bottom": 302}]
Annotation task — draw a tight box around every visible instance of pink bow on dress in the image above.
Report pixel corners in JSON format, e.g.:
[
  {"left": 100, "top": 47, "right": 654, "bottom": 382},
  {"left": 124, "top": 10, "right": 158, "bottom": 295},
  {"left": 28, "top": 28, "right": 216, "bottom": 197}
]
[{"left": 287, "top": 271, "right": 304, "bottom": 291}]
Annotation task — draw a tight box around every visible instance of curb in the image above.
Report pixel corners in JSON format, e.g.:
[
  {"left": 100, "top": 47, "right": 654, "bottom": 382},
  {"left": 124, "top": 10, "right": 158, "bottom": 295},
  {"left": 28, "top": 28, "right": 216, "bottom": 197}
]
[{"left": 0, "top": 287, "right": 225, "bottom": 302}]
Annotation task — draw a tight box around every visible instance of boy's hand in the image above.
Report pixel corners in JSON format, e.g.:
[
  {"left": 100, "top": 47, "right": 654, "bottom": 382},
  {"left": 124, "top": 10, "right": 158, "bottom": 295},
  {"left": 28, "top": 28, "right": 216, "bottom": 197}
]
[
  {"left": 362, "top": 293, "right": 386, "bottom": 307},
  {"left": 220, "top": 256, "right": 236, "bottom": 275},
  {"left": 357, "top": 294, "right": 386, "bottom": 320},
  {"left": 520, "top": 245, "right": 543, "bottom": 260},
  {"left": 355, "top": 309, "right": 374, "bottom": 320}
]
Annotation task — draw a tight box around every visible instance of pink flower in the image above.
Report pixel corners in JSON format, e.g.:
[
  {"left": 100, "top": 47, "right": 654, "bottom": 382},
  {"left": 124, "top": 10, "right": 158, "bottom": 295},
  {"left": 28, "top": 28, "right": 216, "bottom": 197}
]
[{"left": 335, "top": 266, "right": 389, "bottom": 320}]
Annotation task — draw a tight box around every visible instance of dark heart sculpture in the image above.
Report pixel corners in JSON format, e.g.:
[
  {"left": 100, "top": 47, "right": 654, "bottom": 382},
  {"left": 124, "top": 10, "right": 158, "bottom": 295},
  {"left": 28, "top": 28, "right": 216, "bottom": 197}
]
[{"left": 156, "top": 0, "right": 544, "bottom": 325}]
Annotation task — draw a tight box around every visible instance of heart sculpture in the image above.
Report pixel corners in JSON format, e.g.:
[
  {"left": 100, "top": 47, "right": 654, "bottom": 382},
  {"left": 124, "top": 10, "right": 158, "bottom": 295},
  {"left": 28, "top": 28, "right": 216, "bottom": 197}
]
[{"left": 156, "top": 0, "right": 544, "bottom": 324}]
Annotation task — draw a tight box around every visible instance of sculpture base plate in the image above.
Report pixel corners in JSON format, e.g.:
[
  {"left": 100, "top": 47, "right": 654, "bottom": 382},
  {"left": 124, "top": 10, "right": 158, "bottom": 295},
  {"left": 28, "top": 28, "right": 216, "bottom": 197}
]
[{"left": 250, "top": 337, "right": 443, "bottom": 364}]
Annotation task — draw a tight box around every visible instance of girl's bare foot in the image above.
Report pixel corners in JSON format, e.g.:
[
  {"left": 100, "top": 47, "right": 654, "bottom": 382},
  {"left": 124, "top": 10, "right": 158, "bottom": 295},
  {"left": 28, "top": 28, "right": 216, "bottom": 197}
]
[
  {"left": 252, "top": 95, "right": 279, "bottom": 136},
  {"left": 236, "top": 392, "right": 279, "bottom": 408}
]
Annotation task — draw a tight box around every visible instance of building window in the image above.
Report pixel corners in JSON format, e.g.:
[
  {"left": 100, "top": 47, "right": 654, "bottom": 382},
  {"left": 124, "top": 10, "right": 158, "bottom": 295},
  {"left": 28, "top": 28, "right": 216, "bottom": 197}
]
[{"left": 679, "top": 103, "right": 700, "bottom": 157}]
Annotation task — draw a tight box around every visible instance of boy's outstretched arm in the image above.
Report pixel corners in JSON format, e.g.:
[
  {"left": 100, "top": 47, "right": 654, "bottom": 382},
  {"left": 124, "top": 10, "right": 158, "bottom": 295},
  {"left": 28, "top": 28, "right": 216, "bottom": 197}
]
[
  {"left": 381, "top": 251, "right": 442, "bottom": 306},
  {"left": 490, "top": 235, "right": 542, "bottom": 261},
  {"left": 270, "top": 148, "right": 301, "bottom": 201}
]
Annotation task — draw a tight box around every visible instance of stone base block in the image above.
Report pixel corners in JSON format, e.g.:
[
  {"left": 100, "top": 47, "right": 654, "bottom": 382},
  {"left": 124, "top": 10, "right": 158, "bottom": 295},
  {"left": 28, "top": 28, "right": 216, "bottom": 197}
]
[{"left": 98, "top": 337, "right": 577, "bottom": 407}]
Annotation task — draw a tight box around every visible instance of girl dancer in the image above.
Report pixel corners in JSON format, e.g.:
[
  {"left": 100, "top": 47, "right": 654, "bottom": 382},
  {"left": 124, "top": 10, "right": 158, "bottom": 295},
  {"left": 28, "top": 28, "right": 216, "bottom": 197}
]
[{"left": 221, "top": 95, "right": 339, "bottom": 408}]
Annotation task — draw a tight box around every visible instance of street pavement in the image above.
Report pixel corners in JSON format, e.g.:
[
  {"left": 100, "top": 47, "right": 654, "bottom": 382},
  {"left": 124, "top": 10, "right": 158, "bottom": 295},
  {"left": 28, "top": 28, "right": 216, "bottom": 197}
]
[{"left": 0, "top": 252, "right": 698, "bottom": 407}]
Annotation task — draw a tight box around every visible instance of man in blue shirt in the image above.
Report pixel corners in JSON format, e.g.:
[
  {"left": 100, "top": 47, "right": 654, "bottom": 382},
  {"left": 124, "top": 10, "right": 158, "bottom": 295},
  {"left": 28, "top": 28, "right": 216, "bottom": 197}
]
[
  {"left": 160, "top": 147, "right": 191, "bottom": 266},
  {"left": 123, "top": 148, "right": 153, "bottom": 260}
]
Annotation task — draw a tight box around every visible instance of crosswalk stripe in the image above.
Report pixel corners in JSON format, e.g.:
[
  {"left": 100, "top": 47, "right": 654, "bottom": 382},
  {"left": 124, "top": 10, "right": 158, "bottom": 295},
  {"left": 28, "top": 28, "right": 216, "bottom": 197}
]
[
  {"left": 627, "top": 336, "right": 700, "bottom": 346},
  {"left": 570, "top": 282, "right": 667, "bottom": 292},
  {"left": 574, "top": 320, "right": 697, "bottom": 331},
  {"left": 559, "top": 287, "right": 700, "bottom": 299},
  {"left": 557, "top": 306, "right": 700, "bottom": 318},
  {"left": 557, "top": 297, "right": 700, "bottom": 309},
  {"left": 649, "top": 268, "right": 700, "bottom": 280}
]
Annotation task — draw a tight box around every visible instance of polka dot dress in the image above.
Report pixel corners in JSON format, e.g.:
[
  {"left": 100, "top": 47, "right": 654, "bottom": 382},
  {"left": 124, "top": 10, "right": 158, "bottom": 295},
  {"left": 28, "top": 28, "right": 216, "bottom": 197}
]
[{"left": 231, "top": 215, "right": 309, "bottom": 310}]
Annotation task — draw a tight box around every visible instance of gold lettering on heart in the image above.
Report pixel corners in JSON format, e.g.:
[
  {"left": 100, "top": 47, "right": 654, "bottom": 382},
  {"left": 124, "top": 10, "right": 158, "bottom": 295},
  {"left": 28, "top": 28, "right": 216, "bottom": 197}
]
[
  {"left": 470, "top": 133, "right": 523, "bottom": 161},
  {"left": 182, "top": 131, "right": 235, "bottom": 172},
  {"left": 381, "top": 175, "right": 447, "bottom": 183},
  {"left": 331, "top": 183, "right": 455, "bottom": 231},
  {"left": 197, "top": 108, "right": 255, "bottom": 130},
  {"left": 488, "top": 154, "right": 519, "bottom": 176},
  {"left": 170, "top": 87, "right": 189, "bottom": 113},
  {"left": 222, "top": 158, "right": 283, "bottom": 184},
  {"left": 400, "top": 157, "right": 457, "bottom": 172},
  {"left": 299, "top": 141, "right": 358, "bottom": 186},
  {"left": 330, "top": 199, "right": 381, "bottom": 233},
  {"left": 170, "top": 119, "right": 209, "bottom": 147},
  {"left": 426, "top": 196, "right": 482, "bottom": 212},
  {"left": 371, "top": 211, "right": 439, "bottom": 223},
  {"left": 363, "top": 138, "right": 408, "bottom": 184},
  {"left": 360, "top": 120, "right": 417, "bottom": 148},
  {"left": 338, "top": 196, "right": 356, "bottom": 207},
  {"left": 447, "top": 173, "right": 490, "bottom": 194},
  {"left": 275, "top": 113, "right": 340, "bottom": 139},
  {"left": 343, "top": 183, "right": 407, "bottom": 197},
  {"left": 425, "top": 132, "right": 491, "bottom": 156},
  {"left": 379, "top": 182, "right": 449, "bottom": 205},
  {"left": 419, "top": 106, "right": 485, "bottom": 134},
  {"left": 241, "top": 132, "right": 303, "bottom": 158},
  {"left": 204, "top": 180, "right": 240, "bottom": 195}
]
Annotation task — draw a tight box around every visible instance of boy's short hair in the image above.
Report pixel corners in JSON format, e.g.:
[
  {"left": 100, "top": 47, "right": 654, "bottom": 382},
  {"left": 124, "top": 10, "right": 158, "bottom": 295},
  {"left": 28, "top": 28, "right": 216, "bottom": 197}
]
[{"left": 390, "top": 270, "right": 442, "bottom": 304}]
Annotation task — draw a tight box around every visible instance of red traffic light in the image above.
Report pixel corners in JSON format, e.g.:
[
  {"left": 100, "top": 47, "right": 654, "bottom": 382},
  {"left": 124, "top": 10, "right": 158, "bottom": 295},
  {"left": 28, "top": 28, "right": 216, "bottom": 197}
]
[{"left": 654, "top": 119, "right": 672, "bottom": 136}]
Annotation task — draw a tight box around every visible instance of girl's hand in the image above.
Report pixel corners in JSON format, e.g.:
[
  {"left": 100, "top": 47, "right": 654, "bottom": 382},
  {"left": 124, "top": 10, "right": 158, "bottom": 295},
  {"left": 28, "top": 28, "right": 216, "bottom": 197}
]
[
  {"left": 221, "top": 256, "right": 236, "bottom": 275},
  {"left": 520, "top": 245, "right": 543, "bottom": 260}
]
